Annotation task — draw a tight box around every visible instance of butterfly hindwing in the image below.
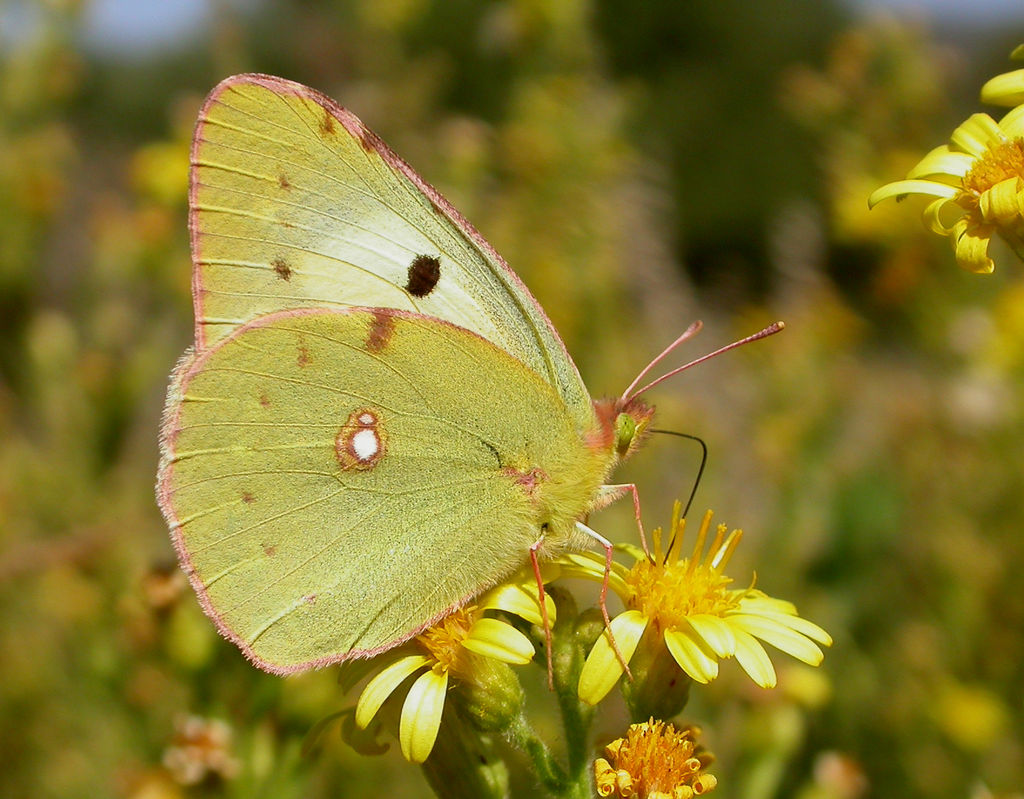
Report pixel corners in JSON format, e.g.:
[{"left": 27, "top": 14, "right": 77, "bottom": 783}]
[{"left": 158, "top": 308, "right": 609, "bottom": 673}]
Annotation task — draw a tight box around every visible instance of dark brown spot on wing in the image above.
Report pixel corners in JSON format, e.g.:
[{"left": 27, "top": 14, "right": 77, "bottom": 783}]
[
  {"left": 241, "top": 491, "right": 255, "bottom": 504},
  {"left": 278, "top": 173, "right": 292, "bottom": 190},
  {"left": 297, "top": 342, "right": 311, "bottom": 368},
  {"left": 320, "top": 109, "right": 336, "bottom": 137},
  {"left": 366, "top": 310, "right": 396, "bottom": 353},
  {"left": 263, "top": 544, "right": 276, "bottom": 557},
  {"left": 259, "top": 394, "right": 271, "bottom": 408},
  {"left": 357, "top": 124, "right": 382, "bottom": 154},
  {"left": 272, "top": 257, "right": 292, "bottom": 281},
  {"left": 405, "top": 255, "right": 441, "bottom": 297}
]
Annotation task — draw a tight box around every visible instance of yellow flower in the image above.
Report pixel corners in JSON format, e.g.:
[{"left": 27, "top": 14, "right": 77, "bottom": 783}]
[
  {"left": 352, "top": 575, "right": 552, "bottom": 764},
  {"left": 869, "top": 45, "right": 1024, "bottom": 273},
  {"left": 594, "top": 718, "right": 717, "bottom": 799},
  {"left": 566, "top": 505, "right": 832, "bottom": 705},
  {"left": 980, "top": 45, "right": 1024, "bottom": 107}
]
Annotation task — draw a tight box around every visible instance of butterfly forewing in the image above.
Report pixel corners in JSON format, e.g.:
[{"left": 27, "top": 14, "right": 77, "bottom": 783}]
[{"left": 190, "top": 74, "right": 591, "bottom": 425}]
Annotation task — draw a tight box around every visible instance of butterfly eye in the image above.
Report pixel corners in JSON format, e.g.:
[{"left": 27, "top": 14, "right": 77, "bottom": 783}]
[{"left": 613, "top": 413, "right": 637, "bottom": 458}]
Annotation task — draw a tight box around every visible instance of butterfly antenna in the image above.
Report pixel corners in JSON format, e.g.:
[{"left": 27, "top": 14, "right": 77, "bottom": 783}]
[
  {"left": 650, "top": 429, "right": 707, "bottom": 560},
  {"left": 620, "top": 321, "right": 703, "bottom": 401},
  {"left": 624, "top": 321, "right": 785, "bottom": 403},
  {"left": 650, "top": 430, "right": 707, "bottom": 518}
]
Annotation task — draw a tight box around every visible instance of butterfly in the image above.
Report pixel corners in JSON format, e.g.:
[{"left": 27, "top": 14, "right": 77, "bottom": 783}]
[{"left": 156, "top": 74, "right": 777, "bottom": 675}]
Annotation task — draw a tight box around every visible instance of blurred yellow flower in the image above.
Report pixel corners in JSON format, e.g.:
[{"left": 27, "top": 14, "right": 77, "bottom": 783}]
[
  {"left": 869, "top": 45, "right": 1024, "bottom": 273},
  {"left": 980, "top": 45, "right": 1024, "bottom": 107},
  {"left": 933, "top": 680, "right": 1010, "bottom": 752},
  {"left": 352, "top": 575, "right": 551, "bottom": 763},
  {"left": 594, "top": 718, "right": 716, "bottom": 799},
  {"left": 565, "top": 505, "right": 831, "bottom": 704}
]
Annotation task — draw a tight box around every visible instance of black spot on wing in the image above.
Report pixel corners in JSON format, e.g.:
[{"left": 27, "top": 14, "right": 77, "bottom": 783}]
[{"left": 405, "top": 255, "right": 441, "bottom": 298}]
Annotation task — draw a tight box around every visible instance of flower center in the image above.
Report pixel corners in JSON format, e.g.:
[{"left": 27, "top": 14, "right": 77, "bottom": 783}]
[
  {"left": 962, "top": 138, "right": 1024, "bottom": 197},
  {"left": 624, "top": 558, "right": 738, "bottom": 632},
  {"left": 416, "top": 607, "right": 475, "bottom": 673},
  {"left": 595, "top": 719, "right": 717, "bottom": 798}
]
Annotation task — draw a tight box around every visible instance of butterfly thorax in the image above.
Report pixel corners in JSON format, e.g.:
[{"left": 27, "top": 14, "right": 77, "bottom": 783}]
[{"left": 501, "top": 397, "right": 645, "bottom": 560}]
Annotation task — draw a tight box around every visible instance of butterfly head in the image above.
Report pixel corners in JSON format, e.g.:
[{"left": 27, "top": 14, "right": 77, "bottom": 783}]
[{"left": 593, "top": 396, "right": 654, "bottom": 464}]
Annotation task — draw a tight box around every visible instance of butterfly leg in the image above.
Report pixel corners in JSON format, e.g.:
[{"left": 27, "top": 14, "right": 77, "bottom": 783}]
[
  {"left": 600, "top": 482, "right": 649, "bottom": 558},
  {"left": 528, "top": 539, "right": 556, "bottom": 690},
  {"left": 576, "top": 521, "right": 633, "bottom": 679}
]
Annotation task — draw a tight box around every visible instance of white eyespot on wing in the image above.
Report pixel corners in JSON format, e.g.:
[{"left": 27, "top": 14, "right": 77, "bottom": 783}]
[
  {"left": 351, "top": 428, "right": 380, "bottom": 461},
  {"left": 335, "top": 408, "right": 386, "bottom": 470}
]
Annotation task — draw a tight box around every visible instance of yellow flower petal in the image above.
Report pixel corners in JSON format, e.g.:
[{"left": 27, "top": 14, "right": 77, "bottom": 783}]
[
  {"left": 729, "top": 614, "right": 825, "bottom": 665},
  {"left": 664, "top": 627, "right": 719, "bottom": 684},
  {"left": 741, "top": 607, "right": 833, "bottom": 646},
  {"left": 951, "top": 113, "right": 1004, "bottom": 157},
  {"left": 556, "top": 550, "right": 632, "bottom": 600},
  {"left": 739, "top": 593, "right": 796, "bottom": 614},
  {"left": 615, "top": 542, "right": 648, "bottom": 562},
  {"left": 923, "top": 196, "right": 962, "bottom": 236},
  {"left": 998, "top": 103, "right": 1024, "bottom": 137},
  {"left": 478, "top": 580, "right": 555, "bottom": 627},
  {"left": 733, "top": 630, "right": 777, "bottom": 688},
  {"left": 400, "top": 668, "right": 449, "bottom": 763},
  {"left": 462, "top": 618, "right": 535, "bottom": 665},
  {"left": 953, "top": 221, "right": 996, "bottom": 274},
  {"left": 868, "top": 179, "right": 958, "bottom": 208},
  {"left": 686, "top": 613, "right": 737, "bottom": 658},
  {"left": 980, "top": 177, "right": 1024, "bottom": 223},
  {"left": 578, "top": 610, "right": 648, "bottom": 705},
  {"left": 906, "top": 145, "right": 975, "bottom": 180},
  {"left": 981, "top": 68, "right": 1024, "bottom": 107},
  {"left": 355, "top": 655, "right": 430, "bottom": 729}
]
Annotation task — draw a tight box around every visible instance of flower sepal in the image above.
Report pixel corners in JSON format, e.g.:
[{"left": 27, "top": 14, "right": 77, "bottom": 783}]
[
  {"left": 451, "top": 654, "right": 524, "bottom": 735},
  {"left": 619, "top": 628, "right": 694, "bottom": 723}
]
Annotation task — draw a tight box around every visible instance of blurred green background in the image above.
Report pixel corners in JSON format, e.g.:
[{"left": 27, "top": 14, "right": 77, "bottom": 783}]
[{"left": 2, "top": 1, "right": 1023, "bottom": 797}]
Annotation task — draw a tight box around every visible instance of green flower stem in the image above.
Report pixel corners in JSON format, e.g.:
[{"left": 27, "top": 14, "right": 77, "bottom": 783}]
[
  {"left": 504, "top": 712, "right": 568, "bottom": 793},
  {"left": 552, "top": 616, "right": 597, "bottom": 787},
  {"left": 551, "top": 591, "right": 601, "bottom": 798}
]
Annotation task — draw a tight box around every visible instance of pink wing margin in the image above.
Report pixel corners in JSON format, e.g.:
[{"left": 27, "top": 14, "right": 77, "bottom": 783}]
[{"left": 188, "top": 72, "right": 582, "bottom": 396}]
